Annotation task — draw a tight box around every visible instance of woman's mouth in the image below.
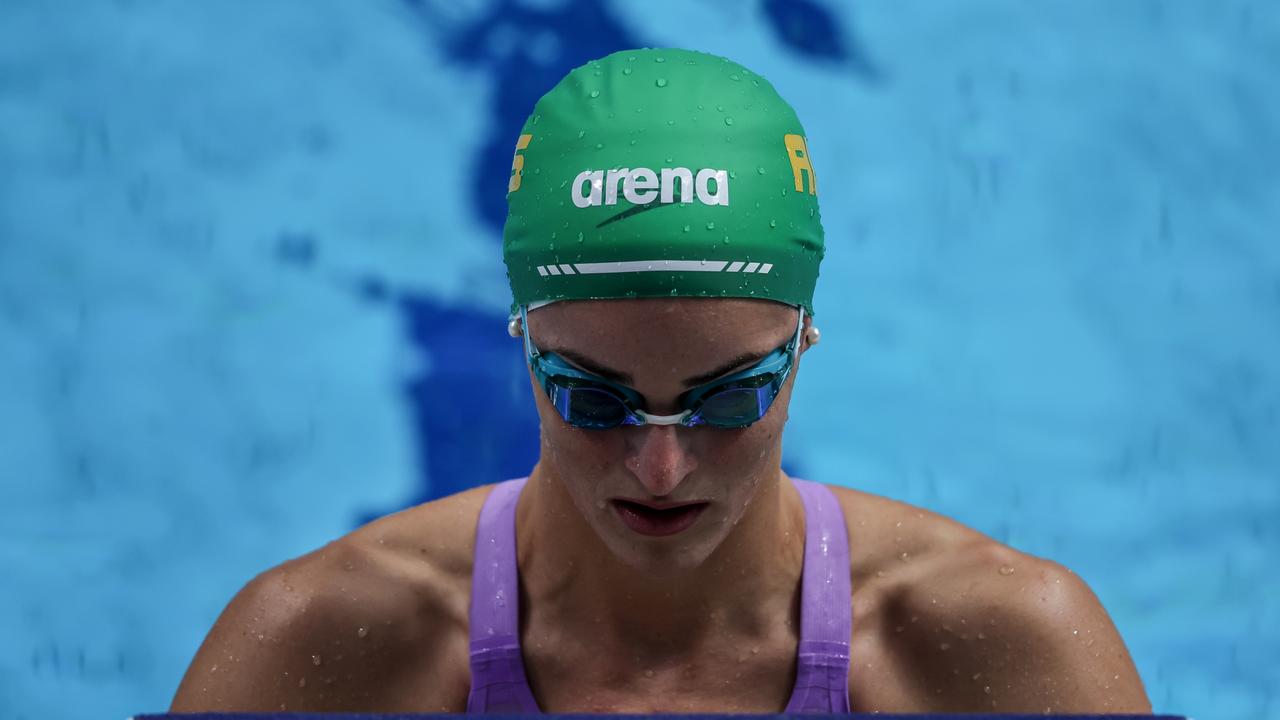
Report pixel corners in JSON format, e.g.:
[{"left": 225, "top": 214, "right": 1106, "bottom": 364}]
[{"left": 610, "top": 499, "right": 709, "bottom": 537}]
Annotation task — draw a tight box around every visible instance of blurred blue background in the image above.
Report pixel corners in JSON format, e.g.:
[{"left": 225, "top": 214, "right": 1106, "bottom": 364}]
[{"left": 1, "top": 1, "right": 1277, "bottom": 718}]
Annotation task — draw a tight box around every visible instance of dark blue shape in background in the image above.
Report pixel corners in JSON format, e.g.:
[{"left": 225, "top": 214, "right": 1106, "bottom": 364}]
[
  {"left": 357, "top": 291, "right": 541, "bottom": 525},
  {"left": 762, "top": 0, "right": 880, "bottom": 80},
  {"left": 399, "top": 0, "right": 647, "bottom": 235}
]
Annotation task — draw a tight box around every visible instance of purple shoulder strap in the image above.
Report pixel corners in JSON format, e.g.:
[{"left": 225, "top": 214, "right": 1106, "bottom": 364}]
[
  {"left": 784, "top": 479, "right": 853, "bottom": 713},
  {"left": 466, "top": 477, "right": 541, "bottom": 713}
]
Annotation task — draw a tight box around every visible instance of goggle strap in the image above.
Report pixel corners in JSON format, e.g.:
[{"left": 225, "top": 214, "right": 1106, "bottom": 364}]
[
  {"left": 520, "top": 304, "right": 535, "bottom": 361},
  {"left": 792, "top": 306, "right": 806, "bottom": 361}
]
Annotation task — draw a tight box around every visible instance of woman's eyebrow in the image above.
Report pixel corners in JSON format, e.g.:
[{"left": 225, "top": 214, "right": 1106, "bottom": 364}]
[{"left": 546, "top": 348, "right": 769, "bottom": 388}]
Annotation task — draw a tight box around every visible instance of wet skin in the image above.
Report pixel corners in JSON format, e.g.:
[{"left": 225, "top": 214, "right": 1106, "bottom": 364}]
[{"left": 171, "top": 298, "right": 1152, "bottom": 714}]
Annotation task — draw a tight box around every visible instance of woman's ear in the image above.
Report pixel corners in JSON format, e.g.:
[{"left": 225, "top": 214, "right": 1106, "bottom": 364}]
[{"left": 802, "top": 317, "right": 821, "bottom": 350}]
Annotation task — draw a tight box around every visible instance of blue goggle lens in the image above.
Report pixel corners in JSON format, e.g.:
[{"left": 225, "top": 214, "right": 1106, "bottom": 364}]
[
  {"left": 550, "top": 381, "right": 634, "bottom": 429},
  {"left": 694, "top": 383, "right": 774, "bottom": 427}
]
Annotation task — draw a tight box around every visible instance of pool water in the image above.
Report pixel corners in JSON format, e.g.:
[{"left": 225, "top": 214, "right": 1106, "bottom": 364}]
[{"left": 1, "top": 2, "right": 1276, "bottom": 718}]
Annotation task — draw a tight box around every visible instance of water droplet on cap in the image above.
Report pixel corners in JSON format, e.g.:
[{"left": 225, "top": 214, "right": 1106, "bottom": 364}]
[
  {"left": 655, "top": 56, "right": 665, "bottom": 63},
  {"left": 705, "top": 221, "right": 716, "bottom": 230},
  {"left": 724, "top": 117, "right": 734, "bottom": 126},
  {"left": 623, "top": 67, "right": 632, "bottom": 75},
  {"left": 589, "top": 89, "right": 600, "bottom": 98},
  {"left": 655, "top": 78, "right": 667, "bottom": 88}
]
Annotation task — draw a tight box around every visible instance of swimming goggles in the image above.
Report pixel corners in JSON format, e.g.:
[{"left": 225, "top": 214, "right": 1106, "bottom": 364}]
[{"left": 517, "top": 304, "right": 805, "bottom": 429}]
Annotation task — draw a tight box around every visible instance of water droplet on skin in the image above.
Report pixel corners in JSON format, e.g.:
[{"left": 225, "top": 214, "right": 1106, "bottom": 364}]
[
  {"left": 644, "top": 669, "right": 655, "bottom": 678},
  {"left": 595, "top": 500, "right": 606, "bottom": 510},
  {"left": 298, "top": 677, "right": 307, "bottom": 688},
  {"left": 356, "top": 627, "right": 368, "bottom": 639},
  {"left": 940, "top": 643, "right": 951, "bottom": 651},
  {"left": 655, "top": 78, "right": 667, "bottom": 88},
  {"left": 998, "top": 565, "right": 1015, "bottom": 575},
  {"left": 312, "top": 655, "right": 322, "bottom": 666},
  {"left": 984, "top": 685, "right": 992, "bottom": 694},
  {"left": 899, "top": 551, "right": 911, "bottom": 561}
]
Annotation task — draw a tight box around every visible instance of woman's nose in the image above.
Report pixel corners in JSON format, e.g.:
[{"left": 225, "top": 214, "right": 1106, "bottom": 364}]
[{"left": 624, "top": 424, "right": 699, "bottom": 497}]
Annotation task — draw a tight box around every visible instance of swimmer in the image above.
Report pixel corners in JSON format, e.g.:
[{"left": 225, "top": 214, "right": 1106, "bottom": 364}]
[{"left": 171, "top": 49, "right": 1152, "bottom": 714}]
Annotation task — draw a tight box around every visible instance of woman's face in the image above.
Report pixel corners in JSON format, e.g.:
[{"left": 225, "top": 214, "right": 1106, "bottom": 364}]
[{"left": 524, "top": 297, "right": 812, "bottom": 573}]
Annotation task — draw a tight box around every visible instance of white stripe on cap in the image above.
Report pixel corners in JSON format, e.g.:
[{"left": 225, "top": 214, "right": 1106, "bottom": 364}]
[{"left": 572, "top": 259, "right": 732, "bottom": 274}]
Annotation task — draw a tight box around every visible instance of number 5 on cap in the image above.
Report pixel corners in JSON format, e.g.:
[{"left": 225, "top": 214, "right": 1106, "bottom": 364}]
[{"left": 509, "top": 134, "right": 533, "bottom": 193}]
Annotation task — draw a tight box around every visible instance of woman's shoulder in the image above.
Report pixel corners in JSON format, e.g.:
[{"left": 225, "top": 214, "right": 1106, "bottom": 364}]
[
  {"left": 169, "top": 481, "right": 508, "bottom": 712},
  {"left": 816, "top": 481, "right": 1149, "bottom": 713}
]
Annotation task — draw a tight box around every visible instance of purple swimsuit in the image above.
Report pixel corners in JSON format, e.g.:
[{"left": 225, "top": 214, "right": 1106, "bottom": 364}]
[{"left": 465, "top": 477, "right": 852, "bottom": 713}]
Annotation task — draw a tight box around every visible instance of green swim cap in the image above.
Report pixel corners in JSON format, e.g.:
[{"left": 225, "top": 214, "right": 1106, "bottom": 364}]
[{"left": 502, "top": 48, "right": 825, "bottom": 318}]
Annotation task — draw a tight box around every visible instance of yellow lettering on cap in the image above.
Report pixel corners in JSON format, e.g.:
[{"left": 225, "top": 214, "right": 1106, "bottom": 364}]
[
  {"left": 509, "top": 134, "right": 533, "bottom": 192},
  {"left": 784, "top": 134, "right": 817, "bottom": 195}
]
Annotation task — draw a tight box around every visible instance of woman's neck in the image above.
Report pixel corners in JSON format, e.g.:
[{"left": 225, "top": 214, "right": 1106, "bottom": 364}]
[{"left": 517, "top": 464, "right": 806, "bottom": 659}]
